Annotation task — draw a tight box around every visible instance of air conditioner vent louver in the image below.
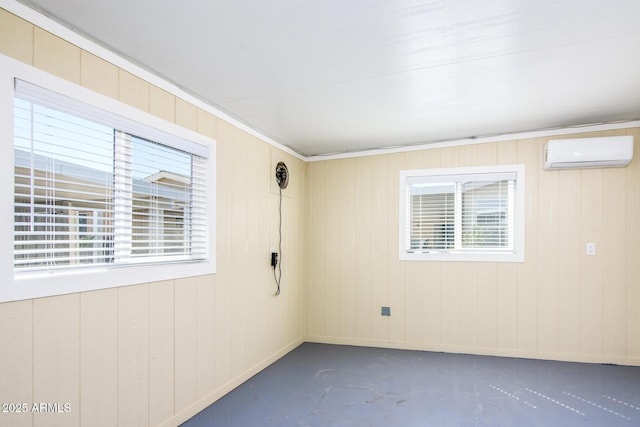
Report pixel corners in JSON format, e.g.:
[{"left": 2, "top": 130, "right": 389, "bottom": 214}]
[{"left": 543, "top": 136, "right": 634, "bottom": 170}]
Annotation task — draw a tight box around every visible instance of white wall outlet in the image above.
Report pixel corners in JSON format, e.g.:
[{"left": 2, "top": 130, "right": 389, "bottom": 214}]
[{"left": 586, "top": 243, "right": 596, "bottom": 256}]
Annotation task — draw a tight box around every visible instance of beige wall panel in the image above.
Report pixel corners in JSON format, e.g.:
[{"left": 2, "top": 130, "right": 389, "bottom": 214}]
[
  {"left": 476, "top": 142, "right": 498, "bottom": 165},
  {"left": 118, "top": 284, "right": 149, "bottom": 427},
  {"left": 440, "top": 146, "right": 459, "bottom": 168},
  {"left": 148, "top": 280, "right": 175, "bottom": 426},
  {"left": 579, "top": 169, "right": 604, "bottom": 356},
  {"left": 516, "top": 138, "right": 539, "bottom": 352},
  {"left": 421, "top": 262, "right": 442, "bottom": 344},
  {"left": 400, "top": 152, "right": 424, "bottom": 343},
  {"left": 457, "top": 263, "right": 478, "bottom": 347},
  {"left": 0, "top": 300, "right": 33, "bottom": 427},
  {"left": 602, "top": 169, "right": 627, "bottom": 357},
  {"left": 338, "top": 159, "right": 357, "bottom": 338},
  {"left": 33, "top": 28, "right": 80, "bottom": 83},
  {"left": 404, "top": 261, "right": 423, "bottom": 343},
  {"left": 80, "top": 52, "right": 118, "bottom": 99},
  {"left": 354, "top": 156, "right": 374, "bottom": 339},
  {"left": 197, "top": 109, "right": 218, "bottom": 140},
  {"left": 149, "top": 85, "right": 176, "bottom": 123},
  {"left": 440, "top": 263, "right": 460, "bottom": 345},
  {"left": 495, "top": 264, "right": 517, "bottom": 350},
  {"left": 80, "top": 289, "right": 118, "bottom": 427},
  {"left": 176, "top": 97, "right": 197, "bottom": 132},
  {"left": 244, "top": 136, "right": 269, "bottom": 364},
  {"left": 118, "top": 70, "right": 149, "bottom": 112},
  {"left": 386, "top": 154, "right": 405, "bottom": 342},
  {"left": 196, "top": 274, "right": 216, "bottom": 398},
  {"left": 323, "top": 160, "right": 343, "bottom": 338},
  {"left": 306, "top": 162, "right": 327, "bottom": 338},
  {"left": 228, "top": 128, "right": 250, "bottom": 376},
  {"left": 476, "top": 263, "right": 497, "bottom": 348},
  {"left": 555, "top": 170, "right": 581, "bottom": 355},
  {"left": 370, "top": 155, "right": 390, "bottom": 340},
  {"left": 458, "top": 144, "right": 479, "bottom": 167},
  {"left": 33, "top": 294, "right": 80, "bottom": 427},
  {"left": 175, "top": 277, "right": 198, "bottom": 413},
  {"left": 0, "top": 9, "right": 33, "bottom": 64},
  {"left": 421, "top": 148, "right": 442, "bottom": 168},
  {"left": 626, "top": 130, "right": 640, "bottom": 359},
  {"left": 497, "top": 140, "right": 518, "bottom": 164},
  {"left": 537, "top": 150, "right": 560, "bottom": 354}
]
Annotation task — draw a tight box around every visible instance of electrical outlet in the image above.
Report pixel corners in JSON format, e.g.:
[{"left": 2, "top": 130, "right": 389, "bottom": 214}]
[{"left": 586, "top": 243, "right": 596, "bottom": 256}]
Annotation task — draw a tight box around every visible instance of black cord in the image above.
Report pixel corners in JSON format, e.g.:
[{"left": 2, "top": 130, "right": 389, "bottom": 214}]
[{"left": 273, "top": 184, "right": 283, "bottom": 295}]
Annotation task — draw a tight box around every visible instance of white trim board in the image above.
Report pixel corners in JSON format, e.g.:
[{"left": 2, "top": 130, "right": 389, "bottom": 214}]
[{"left": 306, "top": 120, "right": 640, "bottom": 162}]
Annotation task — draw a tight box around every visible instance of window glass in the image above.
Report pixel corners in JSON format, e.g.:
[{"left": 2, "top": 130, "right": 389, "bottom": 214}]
[{"left": 399, "top": 165, "right": 524, "bottom": 262}]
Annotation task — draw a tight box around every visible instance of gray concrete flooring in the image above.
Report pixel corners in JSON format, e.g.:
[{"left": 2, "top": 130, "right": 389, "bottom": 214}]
[{"left": 181, "top": 343, "right": 640, "bottom": 426}]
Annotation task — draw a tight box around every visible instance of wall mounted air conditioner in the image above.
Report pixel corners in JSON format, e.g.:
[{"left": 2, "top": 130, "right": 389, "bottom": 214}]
[{"left": 544, "top": 136, "right": 634, "bottom": 170}]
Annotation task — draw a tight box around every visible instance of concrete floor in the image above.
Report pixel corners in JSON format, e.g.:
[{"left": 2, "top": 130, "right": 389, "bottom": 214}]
[{"left": 181, "top": 343, "right": 640, "bottom": 426}]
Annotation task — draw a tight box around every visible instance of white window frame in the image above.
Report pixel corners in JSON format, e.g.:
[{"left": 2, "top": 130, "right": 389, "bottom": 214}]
[
  {"left": 0, "top": 54, "right": 216, "bottom": 302},
  {"left": 399, "top": 164, "right": 525, "bottom": 262}
]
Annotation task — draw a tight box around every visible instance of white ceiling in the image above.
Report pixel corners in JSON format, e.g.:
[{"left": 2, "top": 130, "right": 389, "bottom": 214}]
[{"left": 18, "top": 0, "right": 640, "bottom": 156}]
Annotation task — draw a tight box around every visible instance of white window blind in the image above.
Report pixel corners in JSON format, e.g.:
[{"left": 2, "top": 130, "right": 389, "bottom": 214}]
[
  {"left": 399, "top": 166, "right": 524, "bottom": 262},
  {"left": 13, "top": 79, "right": 209, "bottom": 272}
]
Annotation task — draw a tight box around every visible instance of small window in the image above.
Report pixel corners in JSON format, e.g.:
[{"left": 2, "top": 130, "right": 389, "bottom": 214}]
[
  {"left": 399, "top": 165, "right": 525, "bottom": 262},
  {"left": 1, "top": 55, "right": 215, "bottom": 302}
]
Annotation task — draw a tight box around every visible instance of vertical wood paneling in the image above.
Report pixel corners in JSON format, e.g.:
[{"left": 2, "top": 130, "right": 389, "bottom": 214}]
[
  {"left": 228, "top": 128, "right": 248, "bottom": 376},
  {"left": 118, "top": 70, "right": 149, "bottom": 112},
  {"left": 457, "top": 263, "right": 478, "bottom": 347},
  {"left": 243, "top": 136, "right": 264, "bottom": 361},
  {"left": 197, "top": 275, "right": 216, "bottom": 398},
  {"left": 476, "top": 263, "right": 497, "bottom": 348},
  {"left": 175, "top": 277, "right": 198, "bottom": 413},
  {"left": 387, "top": 154, "right": 405, "bottom": 342},
  {"left": 626, "top": 131, "right": 640, "bottom": 359},
  {"left": 149, "top": 85, "right": 176, "bottom": 123},
  {"left": 338, "top": 159, "right": 357, "bottom": 338},
  {"left": 213, "top": 120, "right": 233, "bottom": 387},
  {"left": 306, "top": 162, "right": 327, "bottom": 338},
  {"left": 526, "top": 143, "right": 566, "bottom": 353},
  {"left": 80, "top": 289, "right": 118, "bottom": 427},
  {"left": 323, "top": 160, "right": 342, "bottom": 338},
  {"left": 148, "top": 281, "right": 174, "bottom": 426},
  {"left": 33, "top": 27, "right": 80, "bottom": 83},
  {"left": 602, "top": 169, "right": 627, "bottom": 356},
  {"left": 0, "top": 8, "right": 33, "bottom": 64},
  {"left": 80, "top": 52, "right": 118, "bottom": 98},
  {"left": 118, "top": 284, "right": 149, "bottom": 427},
  {"left": 516, "top": 138, "right": 539, "bottom": 352},
  {"left": 175, "top": 98, "right": 197, "bottom": 132},
  {"left": 370, "top": 155, "right": 390, "bottom": 340},
  {"left": 495, "top": 142, "right": 518, "bottom": 351},
  {"left": 33, "top": 295, "right": 80, "bottom": 427},
  {"left": 0, "top": 300, "right": 33, "bottom": 427},
  {"left": 580, "top": 169, "right": 604, "bottom": 355},
  {"left": 440, "top": 262, "right": 460, "bottom": 345},
  {"left": 421, "top": 262, "right": 442, "bottom": 345},
  {"left": 556, "top": 170, "right": 580, "bottom": 355},
  {"left": 354, "top": 156, "right": 373, "bottom": 340},
  {"left": 496, "top": 264, "right": 517, "bottom": 350}
]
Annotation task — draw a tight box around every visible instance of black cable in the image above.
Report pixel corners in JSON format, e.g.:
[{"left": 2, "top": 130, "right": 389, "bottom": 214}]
[{"left": 273, "top": 184, "right": 283, "bottom": 295}]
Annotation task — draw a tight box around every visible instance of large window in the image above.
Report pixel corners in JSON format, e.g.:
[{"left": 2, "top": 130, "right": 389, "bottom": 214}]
[
  {"left": 399, "top": 165, "right": 525, "bottom": 262},
  {"left": 1, "top": 55, "right": 215, "bottom": 302}
]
